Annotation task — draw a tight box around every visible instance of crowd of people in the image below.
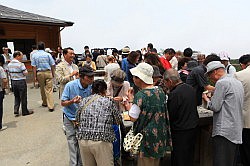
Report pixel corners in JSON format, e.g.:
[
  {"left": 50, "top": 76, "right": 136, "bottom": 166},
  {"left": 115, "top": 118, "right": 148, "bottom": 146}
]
[{"left": 0, "top": 42, "right": 250, "bottom": 166}]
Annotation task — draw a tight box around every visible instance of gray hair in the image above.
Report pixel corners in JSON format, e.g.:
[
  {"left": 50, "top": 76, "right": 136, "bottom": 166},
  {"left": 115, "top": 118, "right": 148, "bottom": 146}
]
[
  {"left": 163, "top": 69, "right": 181, "bottom": 82},
  {"left": 110, "top": 69, "right": 126, "bottom": 83}
]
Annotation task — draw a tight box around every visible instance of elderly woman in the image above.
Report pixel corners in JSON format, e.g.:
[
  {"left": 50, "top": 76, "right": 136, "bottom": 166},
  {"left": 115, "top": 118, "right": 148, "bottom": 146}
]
[
  {"left": 106, "top": 69, "right": 130, "bottom": 112},
  {"left": 126, "top": 63, "right": 172, "bottom": 166},
  {"left": 76, "top": 79, "right": 122, "bottom": 166}
]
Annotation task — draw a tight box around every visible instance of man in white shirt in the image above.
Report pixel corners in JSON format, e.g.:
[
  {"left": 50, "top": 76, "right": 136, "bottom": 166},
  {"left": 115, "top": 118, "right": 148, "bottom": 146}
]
[{"left": 218, "top": 51, "right": 236, "bottom": 77}]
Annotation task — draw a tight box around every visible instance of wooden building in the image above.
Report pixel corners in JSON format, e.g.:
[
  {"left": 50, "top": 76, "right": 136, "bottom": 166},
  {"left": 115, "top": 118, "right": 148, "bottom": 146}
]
[{"left": 0, "top": 5, "right": 73, "bottom": 58}]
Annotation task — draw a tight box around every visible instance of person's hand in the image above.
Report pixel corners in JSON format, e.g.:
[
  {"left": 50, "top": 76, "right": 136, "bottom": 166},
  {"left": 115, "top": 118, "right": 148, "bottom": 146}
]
[
  {"left": 72, "top": 95, "right": 82, "bottom": 103},
  {"left": 127, "top": 87, "right": 134, "bottom": 102},
  {"left": 113, "top": 96, "right": 123, "bottom": 102},
  {"left": 202, "top": 93, "right": 210, "bottom": 102},
  {"left": 71, "top": 70, "right": 78, "bottom": 77}
]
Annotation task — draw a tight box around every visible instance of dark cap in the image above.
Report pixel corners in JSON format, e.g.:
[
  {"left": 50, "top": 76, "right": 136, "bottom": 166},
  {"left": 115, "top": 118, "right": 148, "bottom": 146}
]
[
  {"left": 79, "top": 66, "right": 95, "bottom": 76},
  {"left": 187, "top": 60, "right": 198, "bottom": 71}
]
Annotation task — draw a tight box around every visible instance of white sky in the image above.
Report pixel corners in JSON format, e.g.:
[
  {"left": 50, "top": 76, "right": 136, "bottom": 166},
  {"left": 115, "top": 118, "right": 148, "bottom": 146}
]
[{"left": 1, "top": 0, "right": 250, "bottom": 58}]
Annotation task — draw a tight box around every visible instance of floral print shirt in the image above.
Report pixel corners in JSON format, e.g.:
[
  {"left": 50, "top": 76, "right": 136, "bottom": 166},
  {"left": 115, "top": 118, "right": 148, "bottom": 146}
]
[{"left": 133, "top": 87, "right": 172, "bottom": 158}]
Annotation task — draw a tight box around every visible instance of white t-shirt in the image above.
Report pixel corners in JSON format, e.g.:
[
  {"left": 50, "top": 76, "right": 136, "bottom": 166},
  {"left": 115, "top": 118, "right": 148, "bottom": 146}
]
[{"left": 170, "top": 56, "right": 178, "bottom": 70}]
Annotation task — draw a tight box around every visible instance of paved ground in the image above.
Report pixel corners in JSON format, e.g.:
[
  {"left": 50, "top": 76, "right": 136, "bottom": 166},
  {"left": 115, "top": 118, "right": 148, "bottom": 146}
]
[
  {"left": 0, "top": 84, "right": 69, "bottom": 166},
  {"left": 0, "top": 84, "right": 171, "bottom": 166}
]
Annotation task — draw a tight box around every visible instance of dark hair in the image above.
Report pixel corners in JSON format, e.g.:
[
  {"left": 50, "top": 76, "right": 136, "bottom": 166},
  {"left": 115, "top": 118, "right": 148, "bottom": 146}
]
[
  {"left": 112, "top": 48, "right": 118, "bottom": 54},
  {"left": 37, "top": 41, "right": 45, "bottom": 50},
  {"left": 151, "top": 48, "right": 157, "bottom": 53},
  {"left": 84, "top": 46, "right": 89, "bottom": 49},
  {"left": 57, "top": 46, "right": 62, "bottom": 49},
  {"left": 183, "top": 47, "right": 193, "bottom": 57},
  {"left": 32, "top": 45, "right": 37, "bottom": 50},
  {"left": 203, "top": 53, "right": 221, "bottom": 65},
  {"left": 147, "top": 43, "right": 153, "bottom": 50},
  {"left": 136, "top": 50, "right": 143, "bottom": 62},
  {"left": 144, "top": 53, "right": 165, "bottom": 75},
  {"left": 92, "top": 79, "right": 107, "bottom": 95},
  {"left": 178, "top": 57, "right": 189, "bottom": 70},
  {"left": 13, "top": 51, "right": 22, "bottom": 58},
  {"left": 127, "top": 51, "right": 140, "bottom": 64},
  {"left": 86, "top": 53, "right": 92, "bottom": 59},
  {"left": 0, "top": 55, "right": 4, "bottom": 66},
  {"left": 164, "top": 48, "right": 176, "bottom": 55},
  {"left": 100, "top": 49, "right": 105, "bottom": 55},
  {"left": 239, "top": 54, "right": 250, "bottom": 65},
  {"left": 63, "top": 47, "right": 74, "bottom": 55}
]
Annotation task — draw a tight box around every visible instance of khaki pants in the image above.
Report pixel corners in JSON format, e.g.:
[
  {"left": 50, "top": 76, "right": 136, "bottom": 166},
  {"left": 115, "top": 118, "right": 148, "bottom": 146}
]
[
  {"left": 79, "top": 140, "right": 113, "bottom": 166},
  {"left": 137, "top": 157, "right": 160, "bottom": 166},
  {"left": 37, "top": 71, "right": 54, "bottom": 109}
]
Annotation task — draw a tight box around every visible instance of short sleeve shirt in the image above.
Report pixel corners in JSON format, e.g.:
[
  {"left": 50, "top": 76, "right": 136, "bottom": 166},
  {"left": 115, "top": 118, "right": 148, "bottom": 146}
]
[
  {"left": 7, "top": 59, "right": 27, "bottom": 80},
  {"left": 76, "top": 94, "right": 122, "bottom": 143},
  {"left": 133, "top": 87, "right": 172, "bottom": 158},
  {"left": 31, "top": 50, "right": 55, "bottom": 71},
  {"left": 61, "top": 79, "right": 92, "bottom": 120}
]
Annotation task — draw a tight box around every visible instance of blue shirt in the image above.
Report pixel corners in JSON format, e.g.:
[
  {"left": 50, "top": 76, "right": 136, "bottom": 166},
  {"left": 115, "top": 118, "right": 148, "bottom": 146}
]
[
  {"left": 31, "top": 50, "right": 55, "bottom": 71},
  {"left": 121, "top": 58, "right": 128, "bottom": 80},
  {"left": 7, "top": 59, "right": 27, "bottom": 80},
  {"left": 61, "top": 79, "right": 92, "bottom": 120}
]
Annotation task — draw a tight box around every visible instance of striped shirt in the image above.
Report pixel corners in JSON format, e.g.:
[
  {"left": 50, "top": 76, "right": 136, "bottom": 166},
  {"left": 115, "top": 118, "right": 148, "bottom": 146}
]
[
  {"left": 31, "top": 50, "right": 55, "bottom": 71},
  {"left": 7, "top": 59, "right": 27, "bottom": 80}
]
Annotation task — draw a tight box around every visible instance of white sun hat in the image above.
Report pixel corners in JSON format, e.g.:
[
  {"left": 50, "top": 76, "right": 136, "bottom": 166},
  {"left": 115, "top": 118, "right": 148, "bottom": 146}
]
[{"left": 130, "top": 63, "right": 153, "bottom": 84}]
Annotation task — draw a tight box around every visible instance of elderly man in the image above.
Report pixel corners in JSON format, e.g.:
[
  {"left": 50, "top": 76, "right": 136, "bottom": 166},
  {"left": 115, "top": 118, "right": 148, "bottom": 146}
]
[
  {"left": 61, "top": 66, "right": 94, "bottom": 166},
  {"left": 203, "top": 61, "right": 244, "bottom": 166},
  {"left": 234, "top": 54, "right": 250, "bottom": 166},
  {"left": 31, "top": 42, "right": 55, "bottom": 112},
  {"left": 163, "top": 69, "right": 199, "bottom": 166},
  {"left": 56, "top": 47, "right": 79, "bottom": 98},
  {"left": 7, "top": 51, "right": 33, "bottom": 116}
]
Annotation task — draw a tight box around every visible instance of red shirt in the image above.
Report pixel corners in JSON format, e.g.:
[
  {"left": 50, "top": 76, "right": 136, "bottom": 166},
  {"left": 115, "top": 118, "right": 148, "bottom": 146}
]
[{"left": 160, "top": 57, "right": 172, "bottom": 70}]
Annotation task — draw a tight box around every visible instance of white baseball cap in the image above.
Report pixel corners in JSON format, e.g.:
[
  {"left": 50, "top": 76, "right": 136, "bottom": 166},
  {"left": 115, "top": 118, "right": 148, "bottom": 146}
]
[{"left": 218, "top": 51, "right": 229, "bottom": 61}]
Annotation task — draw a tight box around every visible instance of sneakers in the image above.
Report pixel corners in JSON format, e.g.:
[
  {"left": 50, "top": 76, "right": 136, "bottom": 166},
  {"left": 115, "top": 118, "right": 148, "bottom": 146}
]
[{"left": 0, "top": 126, "right": 7, "bottom": 131}]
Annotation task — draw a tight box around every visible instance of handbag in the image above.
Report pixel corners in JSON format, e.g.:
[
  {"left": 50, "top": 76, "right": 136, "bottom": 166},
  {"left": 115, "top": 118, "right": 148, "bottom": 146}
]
[{"left": 123, "top": 126, "right": 143, "bottom": 155}]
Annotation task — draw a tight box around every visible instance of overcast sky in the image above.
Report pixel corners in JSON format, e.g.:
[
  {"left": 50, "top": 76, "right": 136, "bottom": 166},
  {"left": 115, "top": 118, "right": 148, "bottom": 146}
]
[{"left": 1, "top": 0, "right": 250, "bottom": 58}]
